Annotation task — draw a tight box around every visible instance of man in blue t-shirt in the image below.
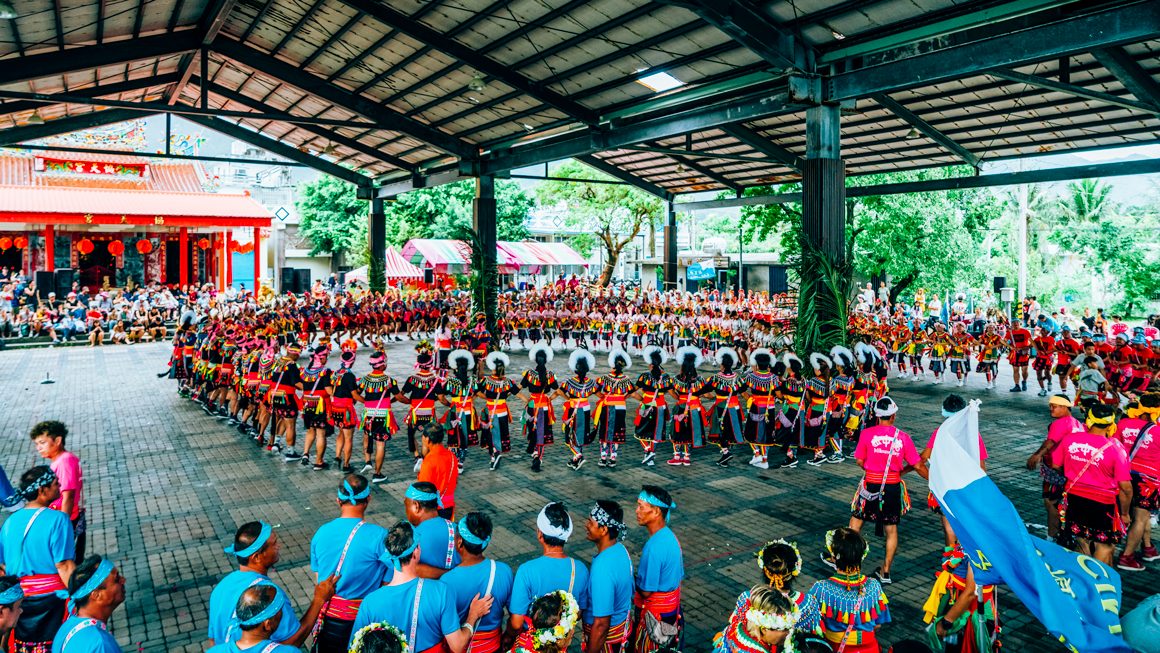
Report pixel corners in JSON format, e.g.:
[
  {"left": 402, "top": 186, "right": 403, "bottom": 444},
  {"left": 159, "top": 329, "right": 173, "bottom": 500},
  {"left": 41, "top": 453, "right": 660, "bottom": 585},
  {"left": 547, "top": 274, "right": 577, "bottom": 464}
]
[
  {"left": 206, "top": 584, "right": 299, "bottom": 653},
  {"left": 52, "top": 555, "right": 125, "bottom": 653},
  {"left": 633, "top": 486, "right": 683, "bottom": 653},
  {"left": 441, "top": 513, "right": 513, "bottom": 653},
  {"left": 405, "top": 482, "right": 461, "bottom": 579},
  {"left": 502, "top": 502, "right": 590, "bottom": 651},
  {"left": 584, "top": 500, "right": 633, "bottom": 653}
]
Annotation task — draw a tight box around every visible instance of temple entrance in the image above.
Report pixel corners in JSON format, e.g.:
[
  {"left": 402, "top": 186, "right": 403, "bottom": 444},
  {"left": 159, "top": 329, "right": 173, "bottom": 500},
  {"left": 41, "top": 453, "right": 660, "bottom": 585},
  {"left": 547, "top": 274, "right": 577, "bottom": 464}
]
[
  {"left": 0, "top": 246, "right": 21, "bottom": 274},
  {"left": 78, "top": 247, "right": 115, "bottom": 291}
]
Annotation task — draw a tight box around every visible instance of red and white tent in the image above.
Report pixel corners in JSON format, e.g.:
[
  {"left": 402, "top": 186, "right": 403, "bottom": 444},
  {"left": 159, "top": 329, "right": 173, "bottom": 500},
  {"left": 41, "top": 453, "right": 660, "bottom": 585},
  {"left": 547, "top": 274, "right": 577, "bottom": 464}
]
[{"left": 346, "top": 246, "right": 423, "bottom": 283}]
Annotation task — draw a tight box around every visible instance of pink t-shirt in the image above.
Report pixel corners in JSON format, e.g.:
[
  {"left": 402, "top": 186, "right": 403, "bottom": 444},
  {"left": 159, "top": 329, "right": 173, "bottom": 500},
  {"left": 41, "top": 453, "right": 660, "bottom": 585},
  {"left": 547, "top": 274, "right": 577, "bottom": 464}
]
[
  {"left": 1058, "top": 431, "right": 1131, "bottom": 502},
  {"left": 1046, "top": 415, "right": 1085, "bottom": 467},
  {"left": 855, "top": 425, "right": 921, "bottom": 483},
  {"left": 1127, "top": 423, "right": 1160, "bottom": 479},
  {"left": 926, "top": 427, "right": 989, "bottom": 461},
  {"left": 49, "top": 450, "right": 83, "bottom": 520},
  {"left": 1116, "top": 417, "right": 1149, "bottom": 452}
]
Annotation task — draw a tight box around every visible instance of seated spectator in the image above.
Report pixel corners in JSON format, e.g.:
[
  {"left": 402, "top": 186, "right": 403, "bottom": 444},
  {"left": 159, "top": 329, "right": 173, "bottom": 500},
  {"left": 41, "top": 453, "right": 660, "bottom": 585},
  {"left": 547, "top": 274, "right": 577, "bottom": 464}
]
[
  {"left": 111, "top": 322, "right": 129, "bottom": 344},
  {"left": 86, "top": 302, "right": 105, "bottom": 347}
]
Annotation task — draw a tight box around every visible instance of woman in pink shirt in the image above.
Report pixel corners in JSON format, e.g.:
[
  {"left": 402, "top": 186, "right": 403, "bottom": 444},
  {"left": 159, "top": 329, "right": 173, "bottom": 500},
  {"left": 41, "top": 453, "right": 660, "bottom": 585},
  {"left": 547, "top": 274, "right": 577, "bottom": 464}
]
[
  {"left": 1025, "top": 394, "right": 1085, "bottom": 543},
  {"left": 30, "top": 420, "right": 85, "bottom": 561},
  {"left": 846, "top": 397, "right": 927, "bottom": 586},
  {"left": 1051, "top": 404, "right": 1133, "bottom": 566},
  {"left": 1116, "top": 393, "right": 1160, "bottom": 571}
]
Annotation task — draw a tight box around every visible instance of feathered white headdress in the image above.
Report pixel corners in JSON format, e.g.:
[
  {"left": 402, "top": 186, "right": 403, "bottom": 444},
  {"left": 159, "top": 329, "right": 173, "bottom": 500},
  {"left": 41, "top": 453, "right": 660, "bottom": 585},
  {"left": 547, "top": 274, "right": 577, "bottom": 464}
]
[
  {"left": 642, "top": 345, "right": 668, "bottom": 366},
  {"left": 568, "top": 349, "right": 596, "bottom": 373},
  {"left": 783, "top": 352, "right": 803, "bottom": 371},
  {"left": 485, "top": 351, "right": 510, "bottom": 371},
  {"left": 447, "top": 349, "right": 474, "bottom": 370},
  {"left": 810, "top": 352, "right": 833, "bottom": 371},
  {"left": 608, "top": 348, "right": 633, "bottom": 370},
  {"left": 749, "top": 348, "right": 773, "bottom": 366},
  {"left": 854, "top": 341, "right": 879, "bottom": 364},
  {"left": 675, "top": 345, "right": 703, "bottom": 369},
  {"left": 715, "top": 347, "right": 739, "bottom": 367},
  {"left": 830, "top": 346, "right": 855, "bottom": 370},
  {"left": 528, "top": 342, "right": 554, "bottom": 364}
]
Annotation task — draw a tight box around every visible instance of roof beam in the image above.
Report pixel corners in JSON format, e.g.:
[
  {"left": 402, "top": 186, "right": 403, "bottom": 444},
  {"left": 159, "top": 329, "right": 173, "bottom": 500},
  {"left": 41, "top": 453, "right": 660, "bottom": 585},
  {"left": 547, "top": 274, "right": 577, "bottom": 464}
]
[
  {"left": 621, "top": 145, "right": 789, "bottom": 166},
  {"left": 181, "top": 114, "right": 369, "bottom": 186},
  {"left": 0, "top": 31, "right": 199, "bottom": 87},
  {"left": 52, "top": 0, "right": 66, "bottom": 50},
  {"left": 97, "top": 0, "right": 107, "bottom": 43},
  {"left": 719, "top": 123, "right": 801, "bottom": 171},
  {"left": 337, "top": 0, "right": 599, "bottom": 126},
  {"left": 682, "top": 0, "right": 802, "bottom": 72},
  {"left": 212, "top": 38, "right": 477, "bottom": 160},
  {"left": 0, "top": 73, "right": 181, "bottom": 117},
  {"left": 300, "top": 12, "right": 363, "bottom": 70},
  {"left": 872, "top": 93, "right": 980, "bottom": 168},
  {"left": 0, "top": 108, "right": 145, "bottom": 146},
  {"left": 575, "top": 155, "right": 674, "bottom": 201},
  {"left": 367, "top": 168, "right": 471, "bottom": 199},
  {"left": 1091, "top": 46, "right": 1160, "bottom": 107},
  {"left": 481, "top": 89, "right": 793, "bottom": 175},
  {"left": 673, "top": 157, "right": 1160, "bottom": 210},
  {"left": 987, "top": 68, "right": 1160, "bottom": 115},
  {"left": 197, "top": 78, "right": 416, "bottom": 173},
  {"left": 167, "top": 0, "right": 186, "bottom": 33},
  {"left": 168, "top": 0, "right": 238, "bottom": 105},
  {"left": 643, "top": 140, "right": 741, "bottom": 192},
  {"left": 829, "top": 2, "right": 1160, "bottom": 101}
]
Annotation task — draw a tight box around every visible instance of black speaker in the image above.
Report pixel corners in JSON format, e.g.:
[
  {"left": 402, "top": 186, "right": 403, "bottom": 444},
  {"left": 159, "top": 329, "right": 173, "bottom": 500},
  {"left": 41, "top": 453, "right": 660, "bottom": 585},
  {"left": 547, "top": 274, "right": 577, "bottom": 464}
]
[
  {"left": 993, "top": 276, "right": 1006, "bottom": 294},
  {"left": 35, "top": 271, "right": 55, "bottom": 299},
  {"left": 423, "top": 268, "right": 434, "bottom": 284},
  {"left": 54, "top": 269, "right": 72, "bottom": 296},
  {"left": 769, "top": 265, "right": 788, "bottom": 295},
  {"left": 295, "top": 268, "right": 311, "bottom": 294},
  {"left": 280, "top": 267, "right": 296, "bottom": 293}
]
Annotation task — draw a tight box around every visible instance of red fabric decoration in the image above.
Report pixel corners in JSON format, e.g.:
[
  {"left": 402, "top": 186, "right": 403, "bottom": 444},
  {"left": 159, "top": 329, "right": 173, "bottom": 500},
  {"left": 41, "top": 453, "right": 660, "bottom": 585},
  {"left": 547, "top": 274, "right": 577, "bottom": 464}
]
[
  {"left": 108, "top": 240, "right": 125, "bottom": 256},
  {"left": 13, "top": 237, "right": 27, "bottom": 249},
  {"left": 0, "top": 237, "right": 11, "bottom": 250},
  {"left": 136, "top": 239, "right": 153, "bottom": 254},
  {"left": 197, "top": 238, "right": 210, "bottom": 250},
  {"left": 78, "top": 238, "right": 94, "bottom": 255}
]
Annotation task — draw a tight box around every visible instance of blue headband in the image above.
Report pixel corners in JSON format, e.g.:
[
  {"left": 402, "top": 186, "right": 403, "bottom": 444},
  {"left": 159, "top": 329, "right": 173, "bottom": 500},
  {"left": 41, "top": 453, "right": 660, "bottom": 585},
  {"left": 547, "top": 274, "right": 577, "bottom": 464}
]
[
  {"left": 378, "top": 525, "right": 419, "bottom": 571},
  {"left": 226, "top": 522, "right": 272, "bottom": 558},
  {"left": 229, "top": 580, "right": 285, "bottom": 630},
  {"left": 639, "top": 491, "right": 674, "bottom": 523},
  {"left": 457, "top": 517, "right": 490, "bottom": 550},
  {"left": 337, "top": 480, "right": 370, "bottom": 504},
  {"left": 0, "top": 583, "right": 24, "bottom": 605},
  {"left": 405, "top": 484, "right": 443, "bottom": 509},
  {"left": 55, "top": 558, "right": 113, "bottom": 613}
]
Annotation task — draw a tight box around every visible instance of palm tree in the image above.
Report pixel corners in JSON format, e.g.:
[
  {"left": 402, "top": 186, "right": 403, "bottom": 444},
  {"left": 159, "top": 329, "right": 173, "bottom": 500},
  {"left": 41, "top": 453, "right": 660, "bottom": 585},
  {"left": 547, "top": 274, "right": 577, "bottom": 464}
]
[{"left": 1058, "top": 178, "right": 1114, "bottom": 223}]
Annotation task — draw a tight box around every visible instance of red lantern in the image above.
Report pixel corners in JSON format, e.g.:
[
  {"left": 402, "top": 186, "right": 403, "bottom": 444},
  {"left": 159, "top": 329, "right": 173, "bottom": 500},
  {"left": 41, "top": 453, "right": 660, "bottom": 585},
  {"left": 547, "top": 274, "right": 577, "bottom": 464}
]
[
  {"left": 13, "top": 236, "right": 27, "bottom": 249},
  {"left": 197, "top": 238, "right": 210, "bottom": 250},
  {"left": 0, "top": 237, "right": 10, "bottom": 250},
  {"left": 108, "top": 240, "right": 125, "bottom": 256},
  {"left": 136, "top": 239, "right": 153, "bottom": 254},
  {"left": 78, "top": 238, "right": 94, "bottom": 255}
]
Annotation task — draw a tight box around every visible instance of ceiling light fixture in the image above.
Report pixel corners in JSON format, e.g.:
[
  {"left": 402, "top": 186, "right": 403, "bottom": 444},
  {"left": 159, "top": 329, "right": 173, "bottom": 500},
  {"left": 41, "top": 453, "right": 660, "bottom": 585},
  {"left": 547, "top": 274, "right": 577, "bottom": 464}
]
[
  {"left": 468, "top": 75, "right": 487, "bottom": 92},
  {"left": 523, "top": 124, "right": 535, "bottom": 131},
  {"left": 26, "top": 109, "right": 44, "bottom": 125},
  {"left": 905, "top": 126, "right": 921, "bottom": 139},
  {"left": 831, "top": 30, "right": 846, "bottom": 40},
  {"left": 0, "top": 1, "right": 18, "bottom": 19}
]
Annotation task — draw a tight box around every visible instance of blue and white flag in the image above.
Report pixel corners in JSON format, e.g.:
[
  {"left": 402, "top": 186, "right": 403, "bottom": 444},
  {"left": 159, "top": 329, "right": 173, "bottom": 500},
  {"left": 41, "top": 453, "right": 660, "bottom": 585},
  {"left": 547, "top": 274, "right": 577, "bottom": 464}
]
[{"left": 929, "top": 400, "right": 1131, "bottom": 653}]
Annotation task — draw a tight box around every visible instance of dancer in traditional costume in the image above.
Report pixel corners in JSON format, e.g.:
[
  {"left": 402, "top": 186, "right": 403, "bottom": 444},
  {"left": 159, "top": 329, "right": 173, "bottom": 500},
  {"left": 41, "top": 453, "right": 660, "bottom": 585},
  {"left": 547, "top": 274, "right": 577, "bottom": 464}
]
[
  {"left": 743, "top": 348, "right": 778, "bottom": 470},
  {"left": 1117, "top": 392, "right": 1160, "bottom": 571},
  {"left": 478, "top": 352, "right": 517, "bottom": 471},
  {"left": 509, "top": 591, "right": 579, "bottom": 653},
  {"left": 594, "top": 351, "right": 635, "bottom": 469},
  {"left": 808, "top": 528, "right": 890, "bottom": 652},
  {"left": 519, "top": 343, "right": 560, "bottom": 473},
  {"left": 668, "top": 346, "right": 706, "bottom": 466},
  {"left": 267, "top": 343, "right": 304, "bottom": 461},
  {"left": 309, "top": 476, "right": 390, "bottom": 653},
  {"left": 799, "top": 353, "right": 832, "bottom": 467},
  {"left": 632, "top": 347, "right": 672, "bottom": 467},
  {"left": 441, "top": 350, "right": 479, "bottom": 471},
  {"left": 357, "top": 351, "right": 402, "bottom": 484},
  {"left": 299, "top": 345, "right": 333, "bottom": 471},
  {"left": 712, "top": 585, "right": 801, "bottom": 653},
  {"left": 701, "top": 348, "right": 745, "bottom": 468},
  {"left": 328, "top": 351, "right": 361, "bottom": 473},
  {"left": 400, "top": 342, "right": 443, "bottom": 473},
  {"left": 442, "top": 513, "right": 514, "bottom": 653},
  {"left": 557, "top": 350, "right": 597, "bottom": 471},
  {"left": 1, "top": 467, "right": 74, "bottom": 653},
  {"left": 922, "top": 540, "right": 1000, "bottom": 653},
  {"left": 632, "top": 486, "right": 683, "bottom": 653},
  {"left": 825, "top": 346, "right": 857, "bottom": 464}
]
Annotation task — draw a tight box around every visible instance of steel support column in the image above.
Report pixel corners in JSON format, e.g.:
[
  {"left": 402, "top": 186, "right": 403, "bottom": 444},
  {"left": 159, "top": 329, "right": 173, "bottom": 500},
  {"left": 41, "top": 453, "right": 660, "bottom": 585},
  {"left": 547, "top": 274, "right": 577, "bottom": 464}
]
[
  {"left": 474, "top": 176, "right": 498, "bottom": 339},
  {"left": 801, "top": 104, "right": 845, "bottom": 343},
  {"left": 663, "top": 201, "right": 677, "bottom": 292},
  {"left": 369, "top": 196, "right": 385, "bottom": 292}
]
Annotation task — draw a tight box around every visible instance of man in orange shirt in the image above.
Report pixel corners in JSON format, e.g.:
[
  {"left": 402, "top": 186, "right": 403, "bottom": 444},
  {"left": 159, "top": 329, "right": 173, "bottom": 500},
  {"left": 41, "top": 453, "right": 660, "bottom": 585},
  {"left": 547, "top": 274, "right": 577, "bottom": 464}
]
[{"left": 417, "top": 423, "right": 458, "bottom": 520}]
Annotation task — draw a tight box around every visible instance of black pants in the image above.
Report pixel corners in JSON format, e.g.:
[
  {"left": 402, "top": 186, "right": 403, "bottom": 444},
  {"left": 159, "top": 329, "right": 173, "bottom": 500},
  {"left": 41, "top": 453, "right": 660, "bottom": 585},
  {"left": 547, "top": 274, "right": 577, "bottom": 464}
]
[
  {"left": 313, "top": 616, "right": 355, "bottom": 653},
  {"left": 73, "top": 511, "right": 87, "bottom": 562}
]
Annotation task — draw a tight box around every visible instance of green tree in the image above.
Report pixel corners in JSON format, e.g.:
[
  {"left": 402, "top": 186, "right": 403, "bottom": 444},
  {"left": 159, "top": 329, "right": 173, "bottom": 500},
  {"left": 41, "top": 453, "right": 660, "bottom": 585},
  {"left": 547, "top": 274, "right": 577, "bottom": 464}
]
[
  {"left": 296, "top": 175, "right": 369, "bottom": 268},
  {"left": 382, "top": 180, "right": 533, "bottom": 247},
  {"left": 1058, "top": 178, "right": 1115, "bottom": 224},
  {"left": 1052, "top": 213, "right": 1160, "bottom": 316},
  {"left": 535, "top": 160, "right": 663, "bottom": 285}
]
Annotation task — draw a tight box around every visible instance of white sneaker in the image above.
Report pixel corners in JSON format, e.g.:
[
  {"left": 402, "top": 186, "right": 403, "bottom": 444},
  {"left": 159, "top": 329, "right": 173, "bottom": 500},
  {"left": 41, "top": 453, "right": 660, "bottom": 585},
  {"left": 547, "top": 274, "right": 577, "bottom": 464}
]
[
  {"left": 958, "top": 379, "right": 964, "bottom": 387},
  {"left": 748, "top": 455, "right": 761, "bottom": 466},
  {"left": 755, "top": 457, "right": 769, "bottom": 470},
  {"left": 360, "top": 462, "right": 374, "bottom": 473}
]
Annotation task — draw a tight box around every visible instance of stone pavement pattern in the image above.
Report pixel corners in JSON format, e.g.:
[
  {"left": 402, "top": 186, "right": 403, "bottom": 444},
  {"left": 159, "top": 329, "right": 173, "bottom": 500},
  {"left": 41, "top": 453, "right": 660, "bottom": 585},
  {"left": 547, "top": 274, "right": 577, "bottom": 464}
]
[{"left": 0, "top": 341, "right": 1155, "bottom": 653}]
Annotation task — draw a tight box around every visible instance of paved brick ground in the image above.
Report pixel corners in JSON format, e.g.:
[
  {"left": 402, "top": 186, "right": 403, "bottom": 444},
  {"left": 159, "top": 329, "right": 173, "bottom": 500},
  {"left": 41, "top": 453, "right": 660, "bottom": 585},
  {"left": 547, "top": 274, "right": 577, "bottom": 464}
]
[{"left": 0, "top": 341, "right": 1155, "bottom": 652}]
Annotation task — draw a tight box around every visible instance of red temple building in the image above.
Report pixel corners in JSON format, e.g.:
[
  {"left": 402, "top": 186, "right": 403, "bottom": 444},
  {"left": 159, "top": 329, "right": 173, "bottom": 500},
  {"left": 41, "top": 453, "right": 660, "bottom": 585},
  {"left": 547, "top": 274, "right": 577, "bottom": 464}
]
[{"left": 0, "top": 143, "right": 271, "bottom": 291}]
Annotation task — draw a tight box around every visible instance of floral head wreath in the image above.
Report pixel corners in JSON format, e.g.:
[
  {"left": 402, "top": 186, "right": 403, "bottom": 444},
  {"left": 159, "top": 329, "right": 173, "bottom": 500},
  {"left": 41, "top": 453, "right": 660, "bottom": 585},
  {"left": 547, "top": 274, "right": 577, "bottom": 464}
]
[
  {"left": 529, "top": 590, "right": 580, "bottom": 650},
  {"left": 745, "top": 602, "right": 800, "bottom": 653},
  {"left": 349, "top": 621, "right": 408, "bottom": 653},
  {"left": 755, "top": 539, "right": 801, "bottom": 589},
  {"left": 825, "top": 529, "right": 869, "bottom": 566}
]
